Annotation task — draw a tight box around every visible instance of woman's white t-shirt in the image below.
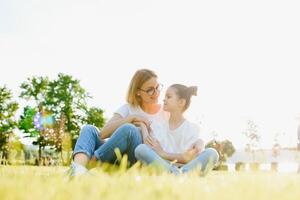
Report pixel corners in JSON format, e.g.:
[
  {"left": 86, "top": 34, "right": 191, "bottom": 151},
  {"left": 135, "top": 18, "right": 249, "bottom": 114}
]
[{"left": 115, "top": 104, "right": 169, "bottom": 135}]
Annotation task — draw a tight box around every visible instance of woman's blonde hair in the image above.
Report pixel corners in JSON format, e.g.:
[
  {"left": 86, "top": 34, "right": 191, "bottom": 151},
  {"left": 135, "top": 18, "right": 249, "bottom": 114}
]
[{"left": 127, "top": 69, "right": 157, "bottom": 107}]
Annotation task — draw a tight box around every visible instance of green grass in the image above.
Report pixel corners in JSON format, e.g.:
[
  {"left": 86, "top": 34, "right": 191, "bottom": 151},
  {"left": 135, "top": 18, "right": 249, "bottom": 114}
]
[{"left": 1, "top": 165, "right": 300, "bottom": 200}]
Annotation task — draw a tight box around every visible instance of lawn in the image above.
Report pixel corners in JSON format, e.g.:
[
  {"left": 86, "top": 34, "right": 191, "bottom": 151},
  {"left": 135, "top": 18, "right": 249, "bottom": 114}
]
[{"left": 0, "top": 165, "right": 300, "bottom": 200}]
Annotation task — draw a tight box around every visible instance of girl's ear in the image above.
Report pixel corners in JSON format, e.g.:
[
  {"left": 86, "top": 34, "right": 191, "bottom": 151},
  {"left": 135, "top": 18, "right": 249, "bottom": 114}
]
[{"left": 178, "top": 98, "right": 186, "bottom": 109}]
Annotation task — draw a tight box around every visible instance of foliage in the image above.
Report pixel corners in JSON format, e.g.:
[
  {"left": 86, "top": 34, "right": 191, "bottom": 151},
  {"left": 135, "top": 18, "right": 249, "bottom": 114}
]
[
  {"left": 0, "top": 86, "right": 19, "bottom": 154},
  {"left": 84, "top": 107, "right": 105, "bottom": 129},
  {"left": 19, "top": 74, "right": 105, "bottom": 155},
  {"left": 205, "top": 139, "right": 235, "bottom": 163},
  {"left": 243, "top": 120, "right": 260, "bottom": 151}
]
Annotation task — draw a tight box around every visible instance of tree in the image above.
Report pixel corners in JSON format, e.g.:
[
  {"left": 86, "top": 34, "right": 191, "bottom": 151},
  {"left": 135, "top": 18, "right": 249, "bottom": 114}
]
[
  {"left": 0, "top": 86, "right": 19, "bottom": 159},
  {"left": 45, "top": 73, "right": 91, "bottom": 143},
  {"left": 243, "top": 120, "right": 260, "bottom": 152},
  {"left": 19, "top": 74, "right": 106, "bottom": 163},
  {"left": 20, "top": 76, "right": 49, "bottom": 104},
  {"left": 18, "top": 106, "right": 51, "bottom": 162},
  {"left": 19, "top": 77, "right": 51, "bottom": 163},
  {"left": 20, "top": 74, "right": 104, "bottom": 145},
  {"left": 85, "top": 107, "right": 106, "bottom": 129},
  {"left": 243, "top": 120, "right": 261, "bottom": 170},
  {"left": 205, "top": 139, "right": 235, "bottom": 164}
]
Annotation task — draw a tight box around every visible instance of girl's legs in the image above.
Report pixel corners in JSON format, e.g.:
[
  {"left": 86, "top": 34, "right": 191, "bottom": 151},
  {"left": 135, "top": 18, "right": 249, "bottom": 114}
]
[
  {"left": 180, "top": 148, "right": 219, "bottom": 176},
  {"left": 135, "top": 144, "right": 179, "bottom": 174}
]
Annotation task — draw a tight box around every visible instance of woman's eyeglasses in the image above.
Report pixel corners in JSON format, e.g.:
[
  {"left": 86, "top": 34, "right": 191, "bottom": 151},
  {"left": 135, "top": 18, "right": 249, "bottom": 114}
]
[{"left": 139, "top": 84, "right": 163, "bottom": 96}]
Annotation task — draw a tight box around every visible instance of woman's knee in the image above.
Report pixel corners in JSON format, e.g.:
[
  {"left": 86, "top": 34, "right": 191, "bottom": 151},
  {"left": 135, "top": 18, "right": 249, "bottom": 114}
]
[
  {"left": 80, "top": 125, "right": 100, "bottom": 138},
  {"left": 119, "top": 123, "right": 140, "bottom": 137}
]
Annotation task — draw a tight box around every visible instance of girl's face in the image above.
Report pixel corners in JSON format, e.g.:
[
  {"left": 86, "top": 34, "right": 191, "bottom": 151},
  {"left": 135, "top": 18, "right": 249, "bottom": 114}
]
[
  {"left": 137, "top": 77, "right": 161, "bottom": 104},
  {"left": 163, "top": 87, "right": 183, "bottom": 112}
]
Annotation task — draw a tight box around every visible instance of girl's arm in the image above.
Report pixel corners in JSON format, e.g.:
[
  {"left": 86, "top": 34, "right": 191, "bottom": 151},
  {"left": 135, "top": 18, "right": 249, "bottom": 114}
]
[
  {"left": 150, "top": 140, "right": 199, "bottom": 164},
  {"left": 160, "top": 149, "right": 199, "bottom": 164},
  {"left": 187, "top": 139, "right": 205, "bottom": 154}
]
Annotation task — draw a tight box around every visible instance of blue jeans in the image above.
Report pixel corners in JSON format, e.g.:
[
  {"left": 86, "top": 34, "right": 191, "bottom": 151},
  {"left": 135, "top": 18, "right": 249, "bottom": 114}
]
[
  {"left": 73, "top": 123, "right": 142, "bottom": 165},
  {"left": 135, "top": 144, "right": 219, "bottom": 175}
]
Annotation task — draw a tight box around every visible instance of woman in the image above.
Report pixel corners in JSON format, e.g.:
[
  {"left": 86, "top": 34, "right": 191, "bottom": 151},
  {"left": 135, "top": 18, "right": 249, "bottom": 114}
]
[
  {"left": 135, "top": 84, "right": 219, "bottom": 175},
  {"left": 68, "top": 69, "right": 167, "bottom": 177}
]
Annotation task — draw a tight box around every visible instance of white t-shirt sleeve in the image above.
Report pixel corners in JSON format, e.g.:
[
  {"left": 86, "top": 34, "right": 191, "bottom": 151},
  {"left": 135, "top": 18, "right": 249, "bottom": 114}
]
[
  {"left": 184, "top": 123, "right": 202, "bottom": 150},
  {"left": 115, "top": 104, "right": 130, "bottom": 118}
]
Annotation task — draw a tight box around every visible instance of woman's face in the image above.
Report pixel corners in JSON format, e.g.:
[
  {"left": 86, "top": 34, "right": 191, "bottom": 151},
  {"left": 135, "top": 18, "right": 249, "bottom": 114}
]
[{"left": 137, "top": 77, "right": 161, "bottom": 104}]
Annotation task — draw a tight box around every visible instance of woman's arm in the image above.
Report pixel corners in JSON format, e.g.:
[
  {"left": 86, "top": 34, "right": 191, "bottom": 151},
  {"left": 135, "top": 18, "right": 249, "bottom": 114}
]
[
  {"left": 100, "top": 113, "right": 151, "bottom": 140},
  {"left": 100, "top": 114, "right": 131, "bottom": 139}
]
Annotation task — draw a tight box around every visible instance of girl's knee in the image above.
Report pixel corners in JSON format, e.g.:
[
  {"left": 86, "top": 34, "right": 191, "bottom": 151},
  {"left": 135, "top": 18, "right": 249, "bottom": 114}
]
[
  {"left": 205, "top": 148, "right": 219, "bottom": 163},
  {"left": 134, "top": 144, "right": 149, "bottom": 158}
]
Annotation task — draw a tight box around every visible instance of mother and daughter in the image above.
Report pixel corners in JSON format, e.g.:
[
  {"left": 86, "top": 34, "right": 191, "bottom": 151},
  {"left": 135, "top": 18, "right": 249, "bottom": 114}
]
[{"left": 68, "top": 69, "right": 219, "bottom": 177}]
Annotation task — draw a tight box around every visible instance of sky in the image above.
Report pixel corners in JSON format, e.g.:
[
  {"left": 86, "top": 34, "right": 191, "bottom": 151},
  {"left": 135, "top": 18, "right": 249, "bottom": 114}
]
[{"left": 1, "top": 0, "right": 300, "bottom": 149}]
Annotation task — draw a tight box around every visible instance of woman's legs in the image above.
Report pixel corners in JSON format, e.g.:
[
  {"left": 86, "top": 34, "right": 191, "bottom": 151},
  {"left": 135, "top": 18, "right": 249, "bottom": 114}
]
[
  {"left": 180, "top": 148, "right": 219, "bottom": 175},
  {"left": 73, "top": 125, "right": 104, "bottom": 166},
  {"left": 68, "top": 125, "right": 104, "bottom": 177},
  {"left": 135, "top": 144, "right": 179, "bottom": 174},
  {"left": 94, "top": 123, "right": 142, "bottom": 165}
]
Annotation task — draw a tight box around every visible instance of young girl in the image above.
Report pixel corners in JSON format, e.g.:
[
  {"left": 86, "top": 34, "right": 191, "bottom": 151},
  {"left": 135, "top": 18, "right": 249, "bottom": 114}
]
[{"left": 135, "top": 84, "right": 219, "bottom": 175}]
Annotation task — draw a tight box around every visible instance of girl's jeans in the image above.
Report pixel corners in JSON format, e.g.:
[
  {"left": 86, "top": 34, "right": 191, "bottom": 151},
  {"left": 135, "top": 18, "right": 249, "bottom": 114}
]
[{"left": 135, "top": 144, "right": 219, "bottom": 175}]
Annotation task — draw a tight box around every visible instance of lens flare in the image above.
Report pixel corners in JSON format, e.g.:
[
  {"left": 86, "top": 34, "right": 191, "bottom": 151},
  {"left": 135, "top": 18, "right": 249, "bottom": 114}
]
[{"left": 33, "top": 111, "right": 55, "bottom": 130}]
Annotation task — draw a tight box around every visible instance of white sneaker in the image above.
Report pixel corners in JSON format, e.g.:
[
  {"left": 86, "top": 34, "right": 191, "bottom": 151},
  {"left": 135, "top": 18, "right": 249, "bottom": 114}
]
[{"left": 66, "top": 162, "right": 88, "bottom": 179}]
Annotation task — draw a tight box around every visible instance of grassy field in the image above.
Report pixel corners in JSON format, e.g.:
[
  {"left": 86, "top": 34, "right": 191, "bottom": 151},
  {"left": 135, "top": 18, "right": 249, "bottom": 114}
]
[{"left": 1, "top": 165, "right": 300, "bottom": 200}]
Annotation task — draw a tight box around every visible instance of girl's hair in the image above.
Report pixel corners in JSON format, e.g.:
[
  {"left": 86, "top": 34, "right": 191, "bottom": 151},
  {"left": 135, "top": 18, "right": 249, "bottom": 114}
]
[
  {"left": 170, "top": 84, "right": 197, "bottom": 111},
  {"left": 127, "top": 69, "right": 157, "bottom": 107}
]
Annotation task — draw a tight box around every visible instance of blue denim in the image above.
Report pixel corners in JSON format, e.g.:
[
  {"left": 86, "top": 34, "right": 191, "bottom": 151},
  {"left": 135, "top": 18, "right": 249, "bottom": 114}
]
[
  {"left": 135, "top": 144, "right": 219, "bottom": 175},
  {"left": 134, "top": 144, "right": 180, "bottom": 174},
  {"left": 73, "top": 123, "right": 142, "bottom": 165},
  {"left": 180, "top": 148, "right": 219, "bottom": 175}
]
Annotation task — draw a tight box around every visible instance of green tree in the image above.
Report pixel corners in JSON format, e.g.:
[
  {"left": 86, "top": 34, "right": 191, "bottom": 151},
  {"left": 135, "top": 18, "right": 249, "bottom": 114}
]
[
  {"left": 45, "top": 73, "right": 91, "bottom": 143},
  {"left": 19, "top": 77, "right": 51, "bottom": 163},
  {"left": 19, "top": 74, "right": 106, "bottom": 160},
  {"left": 0, "top": 86, "right": 19, "bottom": 158},
  {"left": 85, "top": 107, "right": 106, "bottom": 129},
  {"left": 18, "top": 106, "right": 39, "bottom": 137},
  {"left": 18, "top": 106, "right": 51, "bottom": 162},
  {"left": 206, "top": 139, "right": 235, "bottom": 164},
  {"left": 20, "top": 76, "right": 49, "bottom": 104}
]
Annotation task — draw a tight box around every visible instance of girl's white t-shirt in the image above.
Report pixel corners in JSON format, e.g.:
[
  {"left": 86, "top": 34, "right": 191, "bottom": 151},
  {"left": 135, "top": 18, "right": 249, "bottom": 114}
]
[
  {"left": 115, "top": 104, "right": 201, "bottom": 154},
  {"left": 156, "top": 120, "right": 201, "bottom": 154}
]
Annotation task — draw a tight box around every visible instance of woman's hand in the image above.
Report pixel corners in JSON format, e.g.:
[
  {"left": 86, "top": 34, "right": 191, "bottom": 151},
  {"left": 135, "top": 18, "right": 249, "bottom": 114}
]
[
  {"left": 127, "top": 115, "right": 151, "bottom": 128},
  {"left": 133, "top": 121, "right": 155, "bottom": 145}
]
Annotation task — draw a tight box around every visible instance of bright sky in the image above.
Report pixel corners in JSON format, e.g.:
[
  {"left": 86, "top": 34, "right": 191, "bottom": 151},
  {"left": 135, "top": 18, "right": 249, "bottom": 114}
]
[{"left": 1, "top": 0, "right": 300, "bottom": 149}]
